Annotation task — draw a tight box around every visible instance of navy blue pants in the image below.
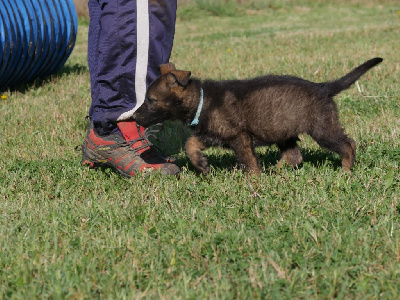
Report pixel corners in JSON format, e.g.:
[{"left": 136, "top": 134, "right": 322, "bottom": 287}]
[{"left": 87, "top": 0, "right": 177, "bottom": 134}]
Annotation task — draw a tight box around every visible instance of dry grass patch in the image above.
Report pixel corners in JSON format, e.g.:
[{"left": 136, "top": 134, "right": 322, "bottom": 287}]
[{"left": 73, "top": 0, "right": 89, "bottom": 18}]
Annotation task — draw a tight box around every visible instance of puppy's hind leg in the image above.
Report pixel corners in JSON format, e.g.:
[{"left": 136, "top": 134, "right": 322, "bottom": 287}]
[
  {"left": 277, "top": 137, "right": 303, "bottom": 168},
  {"left": 185, "top": 136, "right": 210, "bottom": 175},
  {"left": 311, "top": 131, "right": 356, "bottom": 172}
]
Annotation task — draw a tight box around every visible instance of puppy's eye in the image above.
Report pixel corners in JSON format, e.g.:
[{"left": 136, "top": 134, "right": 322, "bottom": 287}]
[{"left": 147, "top": 97, "right": 156, "bottom": 104}]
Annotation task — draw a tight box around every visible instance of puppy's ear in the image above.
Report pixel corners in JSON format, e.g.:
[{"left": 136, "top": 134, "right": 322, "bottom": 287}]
[
  {"left": 170, "top": 70, "right": 191, "bottom": 86},
  {"left": 160, "top": 62, "right": 176, "bottom": 75}
]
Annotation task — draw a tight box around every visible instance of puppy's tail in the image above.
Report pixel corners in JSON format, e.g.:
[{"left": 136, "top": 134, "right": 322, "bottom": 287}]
[{"left": 323, "top": 57, "right": 383, "bottom": 97}]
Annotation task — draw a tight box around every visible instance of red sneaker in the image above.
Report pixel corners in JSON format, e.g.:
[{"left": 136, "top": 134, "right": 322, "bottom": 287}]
[{"left": 80, "top": 121, "right": 180, "bottom": 177}]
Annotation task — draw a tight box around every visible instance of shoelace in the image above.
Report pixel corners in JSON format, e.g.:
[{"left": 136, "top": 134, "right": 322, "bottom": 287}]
[
  {"left": 143, "top": 123, "right": 164, "bottom": 143},
  {"left": 143, "top": 124, "right": 171, "bottom": 159},
  {"left": 117, "top": 124, "right": 168, "bottom": 158}
]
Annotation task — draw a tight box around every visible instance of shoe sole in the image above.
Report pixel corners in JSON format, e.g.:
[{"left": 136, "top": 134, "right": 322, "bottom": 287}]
[{"left": 81, "top": 146, "right": 179, "bottom": 177}]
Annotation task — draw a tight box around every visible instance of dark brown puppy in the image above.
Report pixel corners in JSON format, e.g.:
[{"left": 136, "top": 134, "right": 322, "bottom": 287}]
[{"left": 133, "top": 58, "right": 383, "bottom": 175}]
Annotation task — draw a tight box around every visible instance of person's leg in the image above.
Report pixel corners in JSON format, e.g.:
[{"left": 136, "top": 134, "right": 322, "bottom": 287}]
[
  {"left": 87, "top": 0, "right": 100, "bottom": 105},
  {"left": 82, "top": 0, "right": 179, "bottom": 176},
  {"left": 117, "top": 0, "right": 178, "bottom": 121},
  {"left": 88, "top": 0, "right": 137, "bottom": 134},
  {"left": 88, "top": 0, "right": 177, "bottom": 133}
]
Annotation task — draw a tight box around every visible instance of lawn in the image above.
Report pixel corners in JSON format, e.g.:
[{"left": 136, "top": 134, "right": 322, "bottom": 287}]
[{"left": 1, "top": 0, "right": 399, "bottom": 298}]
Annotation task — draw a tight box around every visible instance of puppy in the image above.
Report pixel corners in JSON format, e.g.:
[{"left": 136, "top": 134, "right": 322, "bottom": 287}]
[{"left": 133, "top": 58, "right": 383, "bottom": 175}]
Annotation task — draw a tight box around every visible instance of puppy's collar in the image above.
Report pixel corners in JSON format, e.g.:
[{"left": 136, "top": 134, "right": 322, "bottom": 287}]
[{"left": 190, "top": 88, "right": 204, "bottom": 126}]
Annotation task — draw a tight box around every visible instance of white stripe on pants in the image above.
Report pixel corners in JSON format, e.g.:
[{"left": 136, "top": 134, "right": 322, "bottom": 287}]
[{"left": 117, "top": 0, "right": 149, "bottom": 121}]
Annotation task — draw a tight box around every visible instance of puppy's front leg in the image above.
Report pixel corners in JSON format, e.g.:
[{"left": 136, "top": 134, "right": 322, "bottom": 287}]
[
  {"left": 185, "top": 136, "right": 210, "bottom": 175},
  {"left": 229, "top": 134, "right": 261, "bottom": 174}
]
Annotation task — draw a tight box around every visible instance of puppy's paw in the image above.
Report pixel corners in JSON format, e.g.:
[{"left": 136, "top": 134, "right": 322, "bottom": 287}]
[
  {"left": 240, "top": 163, "right": 261, "bottom": 175},
  {"left": 196, "top": 156, "right": 210, "bottom": 175},
  {"left": 277, "top": 152, "right": 303, "bottom": 168}
]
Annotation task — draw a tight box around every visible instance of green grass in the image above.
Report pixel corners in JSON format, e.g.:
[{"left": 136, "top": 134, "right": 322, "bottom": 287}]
[{"left": 1, "top": 1, "right": 400, "bottom": 298}]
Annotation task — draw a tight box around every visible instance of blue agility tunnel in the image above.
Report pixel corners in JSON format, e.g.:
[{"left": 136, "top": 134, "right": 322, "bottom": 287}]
[{"left": 0, "top": 0, "right": 78, "bottom": 91}]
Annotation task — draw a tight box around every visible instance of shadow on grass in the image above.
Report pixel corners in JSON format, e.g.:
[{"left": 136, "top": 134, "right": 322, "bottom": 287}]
[
  {"left": 4, "top": 150, "right": 340, "bottom": 182},
  {"left": 173, "top": 146, "right": 342, "bottom": 175},
  {"left": 152, "top": 120, "right": 343, "bottom": 174},
  {"left": 5, "top": 157, "right": 127, "bottom": 183},
  {"left": 5, "top": 64, "right": 88, "bottom": 94}
]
